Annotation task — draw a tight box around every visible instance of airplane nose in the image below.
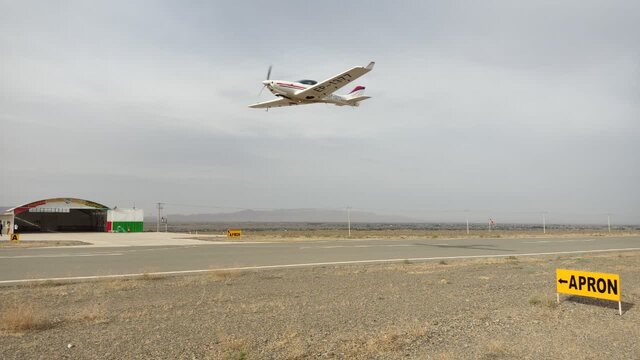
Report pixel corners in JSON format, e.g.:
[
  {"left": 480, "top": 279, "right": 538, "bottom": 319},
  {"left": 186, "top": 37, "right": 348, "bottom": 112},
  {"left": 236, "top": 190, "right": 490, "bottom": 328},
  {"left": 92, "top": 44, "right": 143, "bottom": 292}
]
[{"left": 262, "top": 80, "right": 271, "bottom": 86}]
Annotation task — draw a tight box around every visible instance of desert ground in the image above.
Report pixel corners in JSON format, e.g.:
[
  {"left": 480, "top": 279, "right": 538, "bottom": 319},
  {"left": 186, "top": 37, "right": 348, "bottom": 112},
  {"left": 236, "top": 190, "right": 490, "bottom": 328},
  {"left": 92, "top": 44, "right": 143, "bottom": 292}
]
[{"left": 1, "top": 248, "right": 638, "bottom": 359}]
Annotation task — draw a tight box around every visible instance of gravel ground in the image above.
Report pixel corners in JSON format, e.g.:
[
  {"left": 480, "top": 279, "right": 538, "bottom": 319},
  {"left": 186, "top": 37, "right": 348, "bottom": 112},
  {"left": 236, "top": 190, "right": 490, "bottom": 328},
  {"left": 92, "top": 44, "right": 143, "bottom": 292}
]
[{"left": 1, "top": 251, "right": 638, "bottom": 359}]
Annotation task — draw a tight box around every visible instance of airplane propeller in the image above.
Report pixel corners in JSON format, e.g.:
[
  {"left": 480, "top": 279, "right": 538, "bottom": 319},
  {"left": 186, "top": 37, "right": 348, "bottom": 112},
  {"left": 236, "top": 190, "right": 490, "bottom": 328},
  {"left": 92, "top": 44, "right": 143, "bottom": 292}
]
[{"left": 259, "top": 65, "right": 273, "bottom": 96}]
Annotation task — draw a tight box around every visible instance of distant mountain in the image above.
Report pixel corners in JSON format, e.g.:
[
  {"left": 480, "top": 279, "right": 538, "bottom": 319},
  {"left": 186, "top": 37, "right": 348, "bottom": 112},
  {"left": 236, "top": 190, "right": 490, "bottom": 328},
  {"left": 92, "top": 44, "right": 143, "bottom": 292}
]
[{"left": 147, "top": 209, "right": 418, "bottom": 223}]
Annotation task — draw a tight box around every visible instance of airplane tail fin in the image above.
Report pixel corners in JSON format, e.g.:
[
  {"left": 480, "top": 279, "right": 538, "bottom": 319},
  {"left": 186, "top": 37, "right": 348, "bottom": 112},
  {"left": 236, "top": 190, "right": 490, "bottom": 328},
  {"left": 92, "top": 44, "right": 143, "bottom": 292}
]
[
  {"left": 347, "top": 85, "right": 366, "bottom": 98},
  {"left": 344, "top": 86, "right": 371, "bottom": 106}
]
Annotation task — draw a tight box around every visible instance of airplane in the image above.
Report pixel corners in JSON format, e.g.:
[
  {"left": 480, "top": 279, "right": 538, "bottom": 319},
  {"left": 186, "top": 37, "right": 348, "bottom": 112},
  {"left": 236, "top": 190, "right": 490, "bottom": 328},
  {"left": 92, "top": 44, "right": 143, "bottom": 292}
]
[{"left": 248, "top": 61, "right": 375, "bottom": 109}]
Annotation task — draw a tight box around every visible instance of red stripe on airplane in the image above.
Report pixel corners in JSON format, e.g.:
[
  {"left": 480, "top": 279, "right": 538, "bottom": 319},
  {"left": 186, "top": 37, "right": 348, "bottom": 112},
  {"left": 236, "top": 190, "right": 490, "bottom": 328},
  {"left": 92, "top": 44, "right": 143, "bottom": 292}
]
[{"left": 276, "top": 82, "right": 306, "bottom": 90}]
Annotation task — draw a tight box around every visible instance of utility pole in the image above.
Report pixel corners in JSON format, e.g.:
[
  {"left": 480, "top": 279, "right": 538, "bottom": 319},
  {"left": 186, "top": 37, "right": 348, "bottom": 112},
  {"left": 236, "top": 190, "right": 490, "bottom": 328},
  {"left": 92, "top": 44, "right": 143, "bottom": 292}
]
[
  {"left": 157, "top": 203, "right": 164, "bottom": 233},
  {"left": 464, "top": 209, "right": 470, "bottom": 235},
  {"left": 347, "top": 206, "right": 352, "bottom": 237}
]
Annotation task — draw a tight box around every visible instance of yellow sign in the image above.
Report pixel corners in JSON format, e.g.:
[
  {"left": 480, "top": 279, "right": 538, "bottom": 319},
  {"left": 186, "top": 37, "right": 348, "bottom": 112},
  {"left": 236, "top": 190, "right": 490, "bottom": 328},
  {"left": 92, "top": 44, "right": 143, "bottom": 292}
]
[
  {"left": 556, "top": 268, "right": 620, "bottom": 302},
  {"left": 10, "top": 233, "right": 20, "bottom": 242},
  {"left": 227, "top": 229, "right": 242, "bottom": 238}
]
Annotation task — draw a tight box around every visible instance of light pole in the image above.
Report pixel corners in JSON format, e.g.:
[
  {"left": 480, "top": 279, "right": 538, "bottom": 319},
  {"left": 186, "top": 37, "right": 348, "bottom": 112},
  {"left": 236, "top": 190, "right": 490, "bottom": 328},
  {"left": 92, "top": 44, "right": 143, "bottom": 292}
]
[
  {"left": 157, "top": 203, "right": 164, "bottom": 233},
  {"left": 464, "top": 209, "right": 470, "bottom": 235},
  {"left": 607, "top": 214, "right": 611, "bottom": 233},
  {"left": 542, "top": 212, "right": 547, "bottom": 234},
  {"left": 347, "top": 206, "right": 352, "bottom": 237}
]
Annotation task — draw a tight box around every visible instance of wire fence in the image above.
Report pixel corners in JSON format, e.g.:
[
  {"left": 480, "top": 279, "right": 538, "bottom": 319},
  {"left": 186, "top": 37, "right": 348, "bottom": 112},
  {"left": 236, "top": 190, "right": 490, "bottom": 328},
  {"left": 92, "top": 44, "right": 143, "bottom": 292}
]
[{"left": 147, "top": 202, "right": 639, "bottom": 233}]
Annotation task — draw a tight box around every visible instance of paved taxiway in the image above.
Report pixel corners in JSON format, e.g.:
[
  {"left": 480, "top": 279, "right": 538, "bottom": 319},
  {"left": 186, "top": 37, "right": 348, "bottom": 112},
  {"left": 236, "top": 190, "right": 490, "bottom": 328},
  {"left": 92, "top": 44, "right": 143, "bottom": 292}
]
[{"left": 1, "top": 235, "right": 639, "bottom": 284}]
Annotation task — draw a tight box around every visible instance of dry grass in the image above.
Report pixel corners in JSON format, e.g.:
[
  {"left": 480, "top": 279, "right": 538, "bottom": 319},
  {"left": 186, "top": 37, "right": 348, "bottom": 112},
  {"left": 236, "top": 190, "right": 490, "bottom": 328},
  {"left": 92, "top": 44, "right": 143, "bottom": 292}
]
[
  {"left": 544, "top": 295, "right": 559, "bottom": 309},
  {"left": 26, "top": 279, "right": 68, "bottom": 288},
  {"left": 529, "top": 294, "right": 559, "bottom": 309},
  {"left": 0, "top": 303, "right": 51, "bottom": 332},
  {"left": 341, "top": 322, "right": 429, "bottom": 358},
  {"left": 484, "top": 339, "right": 507, "bottom": 358},
  {"left": 218, "top": 334, "right": 249, "bottom": 360},
  {"left": 265, "top": 330, "right": 306, "bottom": 359},
  {"left": 529, "top": 295, "right": 542, "bottom": 306},
  {"left": 365, "top": 328, "right": 404, "bottom": 352},
  {"left": 209, "top": 269, "right": 243, "bottom": 283},
  {"left": 140, "top": 272, "right": 165, "bottom": 281},
  {"left": 73, "top": 303, "right": 109, "bottom": 324},
  {"left": 104, "top": 278, "right": 139, "bottom": 292},
  {"left": 383, "top": 255, "right": 543, "bottom": 274},
  {"left": 505, "top": 256, "right": 519, "bottom": 263}
]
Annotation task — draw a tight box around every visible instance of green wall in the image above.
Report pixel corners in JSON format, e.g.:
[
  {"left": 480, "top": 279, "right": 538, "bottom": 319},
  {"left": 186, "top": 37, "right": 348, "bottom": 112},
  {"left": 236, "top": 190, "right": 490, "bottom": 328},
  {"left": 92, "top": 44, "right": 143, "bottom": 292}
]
[{"left": 112, "top": 221, "right": 143, "bottom": 232}]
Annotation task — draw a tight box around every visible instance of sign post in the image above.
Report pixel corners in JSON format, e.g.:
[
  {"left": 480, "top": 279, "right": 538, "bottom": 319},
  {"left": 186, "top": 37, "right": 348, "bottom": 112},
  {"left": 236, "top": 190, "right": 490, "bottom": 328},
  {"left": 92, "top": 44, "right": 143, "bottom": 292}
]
[
  {"left": 556, "top": 268, "right": 622, "bottom": 315},
  {"left": 10, "top": 233, "right": 20, "bottom": 242},
  {"left": 227, "top": 229, "right": 242, "bottom": 238}
]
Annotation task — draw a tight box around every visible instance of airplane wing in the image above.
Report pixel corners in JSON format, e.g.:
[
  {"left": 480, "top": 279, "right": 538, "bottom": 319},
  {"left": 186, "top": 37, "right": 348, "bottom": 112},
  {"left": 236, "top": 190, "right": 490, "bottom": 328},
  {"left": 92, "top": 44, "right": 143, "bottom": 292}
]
[
  {"left": 248, "top": 98, "right": 302, "bottom": 109},
  {"left": 295, "top": 61, "right": 375, "bottom": 99}
]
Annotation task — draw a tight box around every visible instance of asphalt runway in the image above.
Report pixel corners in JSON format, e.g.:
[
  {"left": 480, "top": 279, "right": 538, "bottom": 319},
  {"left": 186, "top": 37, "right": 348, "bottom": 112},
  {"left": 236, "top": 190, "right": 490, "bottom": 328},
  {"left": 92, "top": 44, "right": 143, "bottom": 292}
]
[{"left": 1, "top": 235, "right": 639, "bottom": 284}]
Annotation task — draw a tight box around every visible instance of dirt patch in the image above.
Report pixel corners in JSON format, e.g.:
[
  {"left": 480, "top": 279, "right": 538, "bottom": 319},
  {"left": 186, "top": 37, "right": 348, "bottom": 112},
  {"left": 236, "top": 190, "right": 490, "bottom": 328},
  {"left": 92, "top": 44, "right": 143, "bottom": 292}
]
[{"left": 1, "top": 251, "right": 638, "bottom": 359}]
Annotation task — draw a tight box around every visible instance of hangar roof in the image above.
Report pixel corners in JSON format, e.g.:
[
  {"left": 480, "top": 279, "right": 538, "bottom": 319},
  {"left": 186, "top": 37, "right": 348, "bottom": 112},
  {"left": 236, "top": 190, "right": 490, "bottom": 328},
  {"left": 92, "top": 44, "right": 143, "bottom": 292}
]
[{"left": 7, "top": 198, "right": 110, "bottom": 215}]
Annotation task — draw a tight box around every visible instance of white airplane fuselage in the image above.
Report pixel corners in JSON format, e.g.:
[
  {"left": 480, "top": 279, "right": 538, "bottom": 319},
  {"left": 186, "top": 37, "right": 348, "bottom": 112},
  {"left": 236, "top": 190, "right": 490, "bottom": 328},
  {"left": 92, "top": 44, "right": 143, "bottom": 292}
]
[{"left": 264, "top": 80, "right": 356, "bottom": 106}]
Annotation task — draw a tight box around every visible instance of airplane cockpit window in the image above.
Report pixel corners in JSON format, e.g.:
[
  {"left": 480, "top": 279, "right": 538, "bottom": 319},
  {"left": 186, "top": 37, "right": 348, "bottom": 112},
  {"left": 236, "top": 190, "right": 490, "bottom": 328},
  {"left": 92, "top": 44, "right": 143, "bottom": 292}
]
[{"left": 298, "top": 80, "right": 318, "bottom": 85}]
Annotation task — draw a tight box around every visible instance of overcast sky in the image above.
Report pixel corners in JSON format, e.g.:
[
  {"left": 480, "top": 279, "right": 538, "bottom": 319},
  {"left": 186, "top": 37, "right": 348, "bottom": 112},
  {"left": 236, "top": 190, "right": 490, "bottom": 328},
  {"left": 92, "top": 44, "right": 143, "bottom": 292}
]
[{"left": 1, "top": 1, "right": 639, "bottom": 224}]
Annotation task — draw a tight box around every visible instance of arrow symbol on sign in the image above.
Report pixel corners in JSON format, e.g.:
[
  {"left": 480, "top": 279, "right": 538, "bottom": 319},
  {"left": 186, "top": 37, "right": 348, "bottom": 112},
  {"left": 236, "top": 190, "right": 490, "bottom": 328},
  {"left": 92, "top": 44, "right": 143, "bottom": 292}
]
[{"left": 558, "top": 279, "right": 568, "bottom": 284}]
